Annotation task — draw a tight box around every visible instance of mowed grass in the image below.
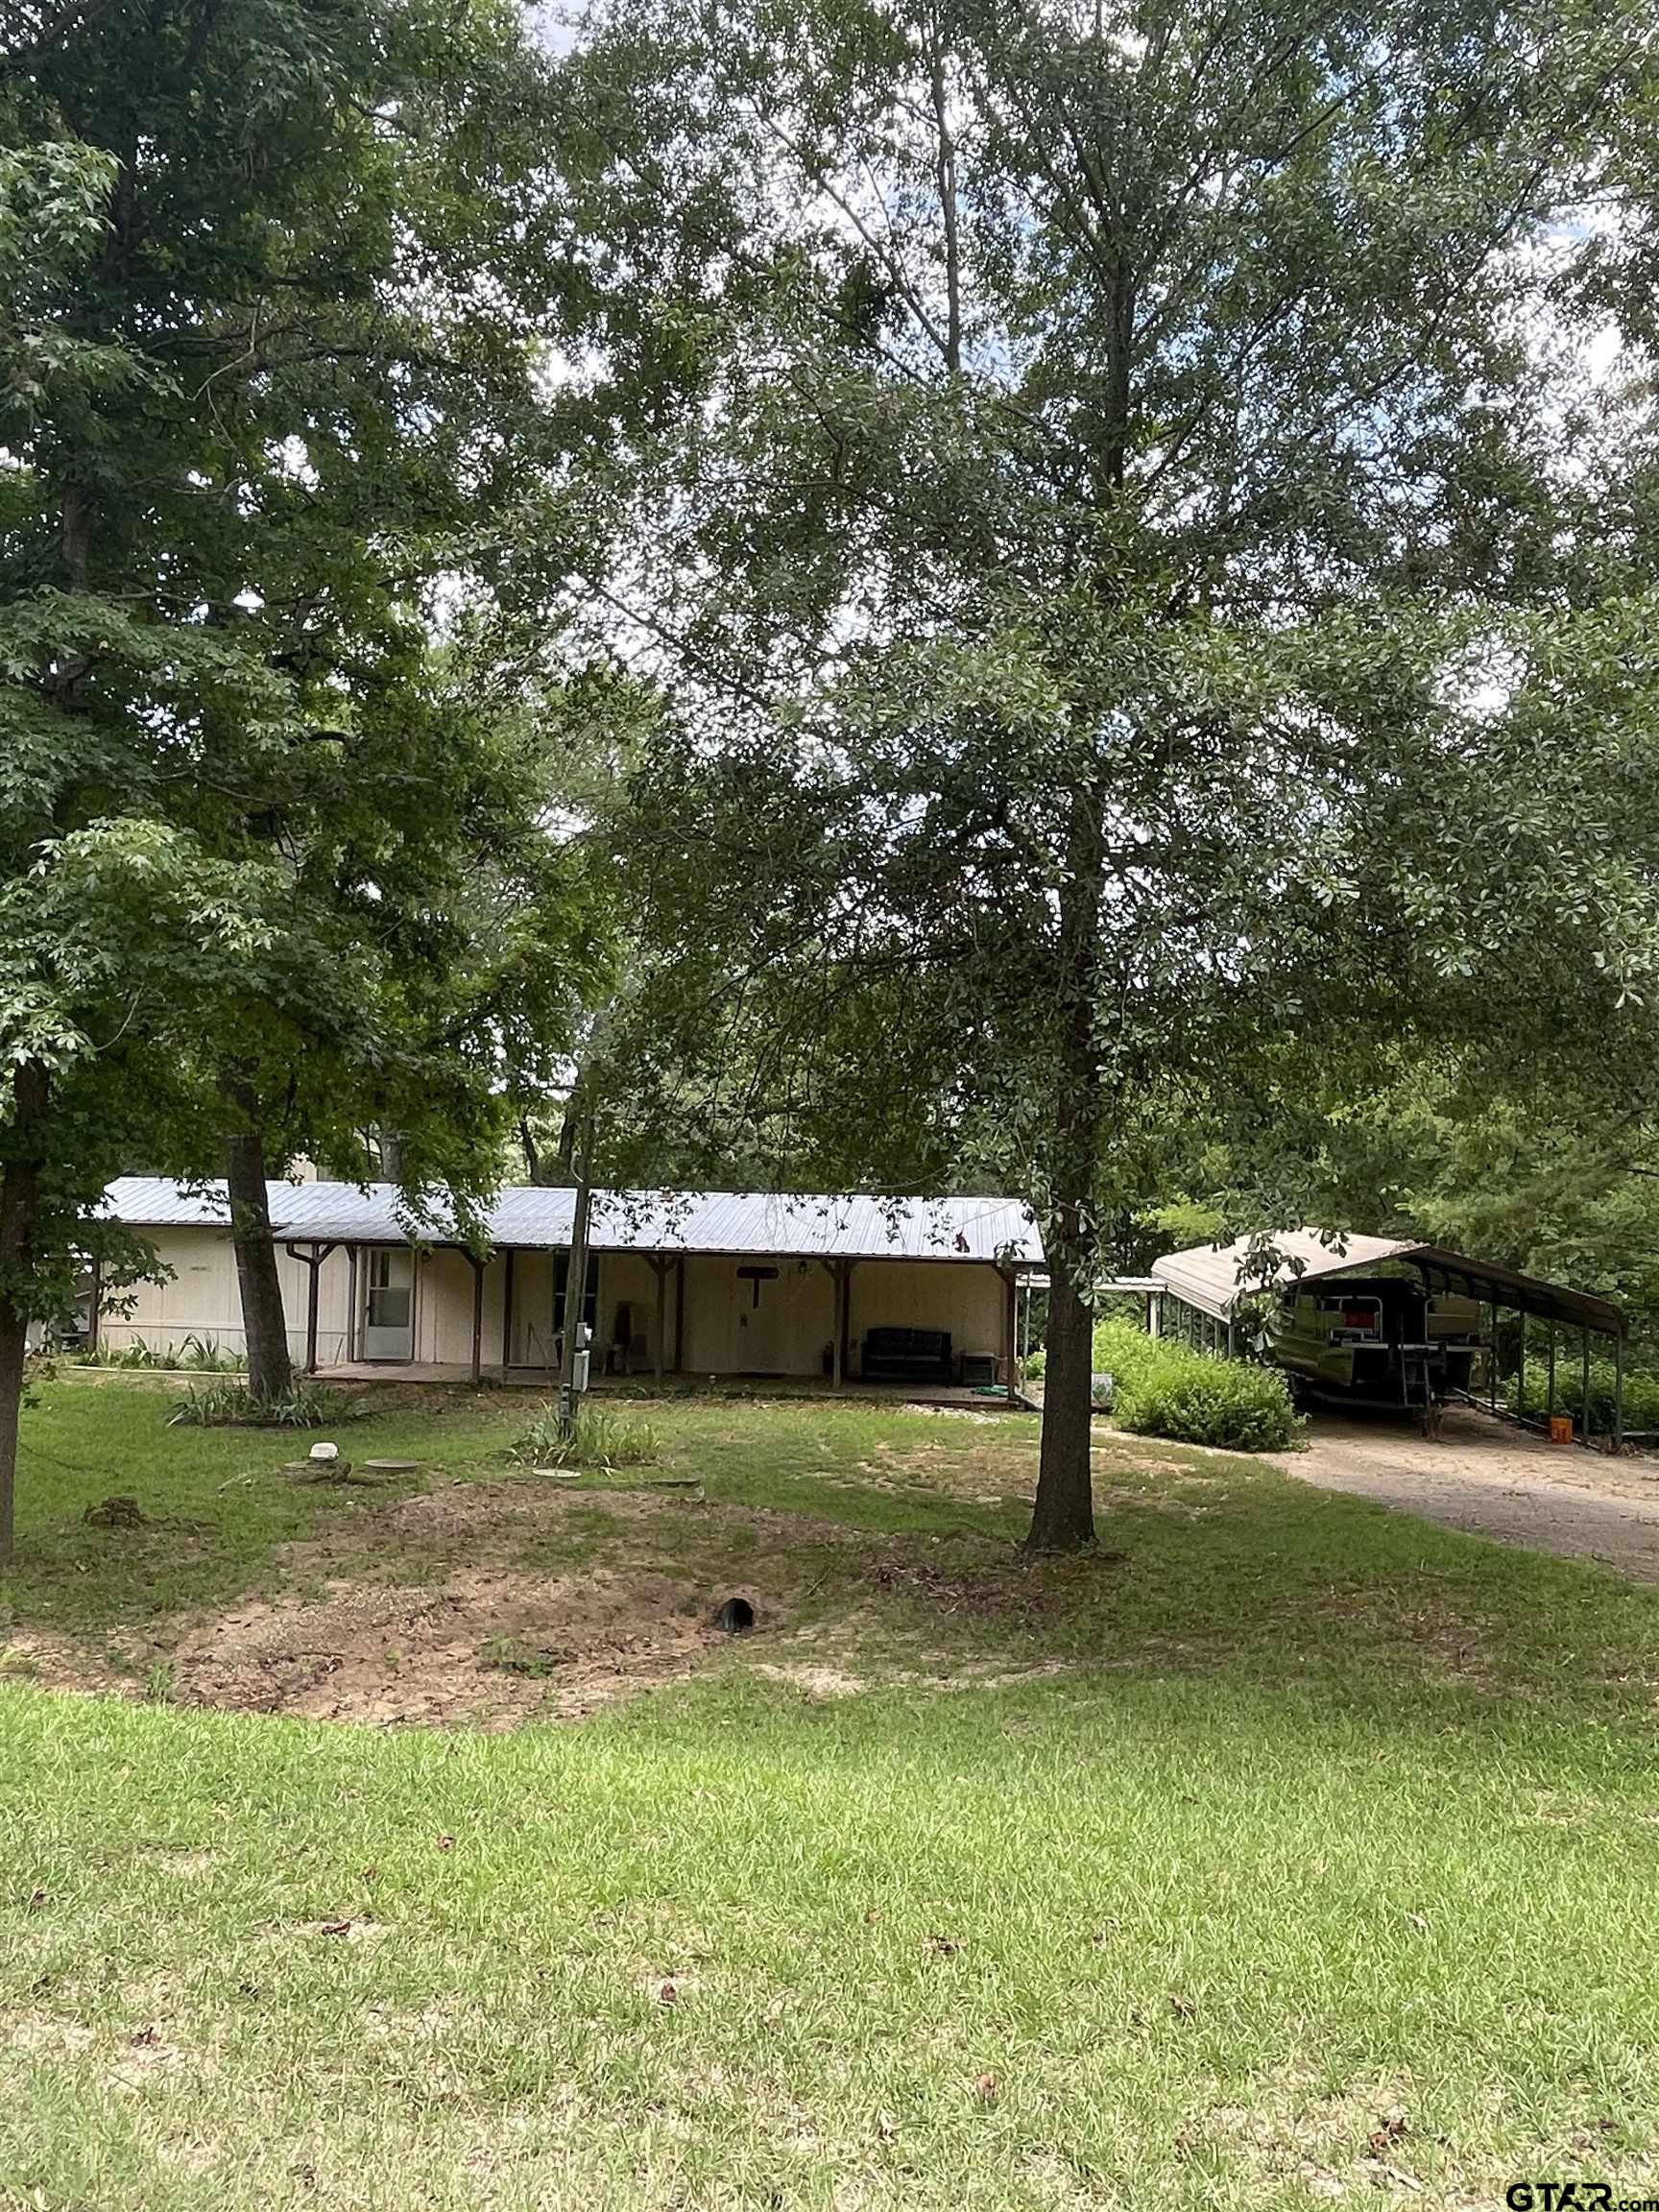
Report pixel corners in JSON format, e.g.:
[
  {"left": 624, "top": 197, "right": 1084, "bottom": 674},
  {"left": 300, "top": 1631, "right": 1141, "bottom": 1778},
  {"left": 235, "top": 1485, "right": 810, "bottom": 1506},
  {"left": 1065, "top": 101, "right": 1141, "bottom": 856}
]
[{"left": 3, "top": 1380, "right": 1659, "bottom": 2207}]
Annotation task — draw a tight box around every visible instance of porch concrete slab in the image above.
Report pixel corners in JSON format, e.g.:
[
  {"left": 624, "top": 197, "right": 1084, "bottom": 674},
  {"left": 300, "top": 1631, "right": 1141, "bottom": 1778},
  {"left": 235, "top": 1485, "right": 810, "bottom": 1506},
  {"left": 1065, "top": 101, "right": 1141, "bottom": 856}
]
[{"left": 312, "top": 1360, "right": 1028, "bottom": 1408}]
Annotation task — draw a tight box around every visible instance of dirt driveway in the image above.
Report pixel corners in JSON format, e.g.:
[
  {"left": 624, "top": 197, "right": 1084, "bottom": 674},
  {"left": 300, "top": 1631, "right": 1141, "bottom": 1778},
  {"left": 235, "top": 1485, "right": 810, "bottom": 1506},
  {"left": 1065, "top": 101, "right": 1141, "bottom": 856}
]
[{"left": 1269, "top": 1405, "right": 1659, "bottom": 1583}]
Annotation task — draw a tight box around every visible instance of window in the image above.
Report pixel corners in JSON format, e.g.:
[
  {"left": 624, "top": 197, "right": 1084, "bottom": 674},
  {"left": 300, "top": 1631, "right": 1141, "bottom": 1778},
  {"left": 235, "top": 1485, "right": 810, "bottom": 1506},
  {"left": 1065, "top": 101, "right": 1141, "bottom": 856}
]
[
  {"left": 554, "top": 1251, "right": 599, "bottom": 1339},
  {"left": 366, "top": 1249, "right": 411, "bottom": 1331}
]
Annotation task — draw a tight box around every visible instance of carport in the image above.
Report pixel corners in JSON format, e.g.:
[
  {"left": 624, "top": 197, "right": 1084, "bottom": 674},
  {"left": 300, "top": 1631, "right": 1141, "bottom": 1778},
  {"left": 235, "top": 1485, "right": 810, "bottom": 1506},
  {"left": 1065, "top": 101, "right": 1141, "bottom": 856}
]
[{"left": 1152, "top": 1230, "right": 1630, "bottom": 1449}]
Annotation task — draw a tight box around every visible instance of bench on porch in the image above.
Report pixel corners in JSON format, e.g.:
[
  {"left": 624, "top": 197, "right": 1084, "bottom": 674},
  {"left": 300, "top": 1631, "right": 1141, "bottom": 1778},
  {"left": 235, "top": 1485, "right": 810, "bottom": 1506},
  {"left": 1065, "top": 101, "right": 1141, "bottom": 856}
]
[{"left": 860, "top": 1326, "right": 954, "bottom": 1384}]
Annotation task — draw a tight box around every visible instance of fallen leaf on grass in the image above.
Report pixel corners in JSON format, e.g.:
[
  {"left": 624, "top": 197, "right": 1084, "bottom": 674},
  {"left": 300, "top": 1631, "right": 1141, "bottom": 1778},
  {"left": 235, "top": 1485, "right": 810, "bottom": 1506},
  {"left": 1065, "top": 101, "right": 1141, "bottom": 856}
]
[
  {"left": 972, "top": 2072, "right": 998, "bottom": 2105},
  {"left": 1167, "top": 1993, "right": 1196, "bottom": 2018},
  {"left": 877, "top": 2112, "right": 900, "bottom": 2143},
  {"left": 924, "top": 1933, "right": 961, "bottom": 1958},
  {"left": 319, "top": 1919, "right": 353, "bottom": 1937},
  {"left": 1367, "top": 2108, "right": 1409, "bottom": 2153},
  {"left": 435, "top": 1834, "right": 455, "bottom": 1853},
  {"left": 657, "top": 1979, "right": 678, "bottom": 2005}
]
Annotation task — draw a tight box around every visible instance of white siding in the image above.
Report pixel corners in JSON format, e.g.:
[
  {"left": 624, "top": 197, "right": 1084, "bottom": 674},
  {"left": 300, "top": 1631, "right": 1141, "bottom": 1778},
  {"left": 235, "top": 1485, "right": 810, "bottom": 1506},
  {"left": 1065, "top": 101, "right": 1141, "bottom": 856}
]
[
  {"left": 849, "top": 1261, "right": 1006, "bottom": 1373},
  {"left": 103, "top": 1226, "right": 1010, "bottom": 1381},
  {"left": 102, "top": 1227, "right": 352, "bottom": 1366}
]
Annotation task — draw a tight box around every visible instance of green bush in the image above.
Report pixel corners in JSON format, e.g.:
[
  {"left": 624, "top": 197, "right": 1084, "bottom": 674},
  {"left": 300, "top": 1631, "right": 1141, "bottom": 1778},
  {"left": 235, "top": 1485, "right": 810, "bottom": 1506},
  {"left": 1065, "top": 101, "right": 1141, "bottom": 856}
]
[
  {"left": 79, "top": 1334, "right": 245, "bottom": 1373},
  {"left": 1507, "top": 1358, "right": 1659, "bottom": 1435},
  {"left": 168, "top": 1378, "right": 363, "bottom": 1428},
  {"left": 513, "top": 1404, "right": 661, "bottom": 1471},
  {"left": 1090, "top": 1317, "right": 1302, "bottom": 1454}
]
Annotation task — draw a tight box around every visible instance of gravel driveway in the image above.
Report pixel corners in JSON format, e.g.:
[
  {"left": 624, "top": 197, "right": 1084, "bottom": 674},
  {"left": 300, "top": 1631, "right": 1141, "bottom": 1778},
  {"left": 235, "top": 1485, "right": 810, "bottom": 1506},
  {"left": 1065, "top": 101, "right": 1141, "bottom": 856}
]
[{"left": 1267, "top": 1404, "right": 1659, "bottom": 1583}]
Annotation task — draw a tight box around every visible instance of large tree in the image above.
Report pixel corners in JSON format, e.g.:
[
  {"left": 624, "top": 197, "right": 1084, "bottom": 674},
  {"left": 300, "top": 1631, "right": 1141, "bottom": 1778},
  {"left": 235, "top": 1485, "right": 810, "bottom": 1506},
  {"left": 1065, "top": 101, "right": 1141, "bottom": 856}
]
[
  {"left": 0, "top": 0, "right": 613, "bottom": 1540},
  {"left": 576, "top": 0, "right": 1659, "bottom": 1546}
]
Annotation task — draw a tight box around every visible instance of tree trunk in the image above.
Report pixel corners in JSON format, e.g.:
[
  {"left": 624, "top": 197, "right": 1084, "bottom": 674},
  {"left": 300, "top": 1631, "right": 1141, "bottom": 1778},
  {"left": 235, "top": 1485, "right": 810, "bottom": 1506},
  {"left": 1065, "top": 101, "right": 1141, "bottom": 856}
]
[
  {"left": 0, "top": 1063, "right": 49, "bottom": 1565},
  {"left": 1027, "top": 1247, "right": 1095, "bottom": 1551},
  {"left": 225, "top": 1111, "right": 293, "bottom": 1402},
  {"left": 1023, "top": 756, "right": 1110, "bottom": 1551}
]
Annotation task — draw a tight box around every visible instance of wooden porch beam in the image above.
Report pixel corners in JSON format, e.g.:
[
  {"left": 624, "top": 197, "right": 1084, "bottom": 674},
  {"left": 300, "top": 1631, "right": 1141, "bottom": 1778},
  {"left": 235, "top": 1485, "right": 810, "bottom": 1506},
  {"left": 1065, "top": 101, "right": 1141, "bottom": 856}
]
[
  {"left": 283, "top": 1241, "right": 338, "bottom": 1375},
  {"left": 466, "top": 1251, "right": 485, "bottom": 1388},
  {"left": 502, "top": 1248, "right": 516, "bottom": 1374},
  {"left": 649, "top": 1255, "right": 669, "bottom": 1384},
  {"left": 674, "top": 1255, "right": 685, "bottom": 1373}
]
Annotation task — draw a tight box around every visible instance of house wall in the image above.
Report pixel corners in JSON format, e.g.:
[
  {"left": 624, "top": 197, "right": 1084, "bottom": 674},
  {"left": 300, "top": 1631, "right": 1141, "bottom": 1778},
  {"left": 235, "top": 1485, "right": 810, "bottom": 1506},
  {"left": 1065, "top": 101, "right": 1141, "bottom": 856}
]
[
  {"left": 100, "top": 1226, "right": 353, "bottom": 1367},
  {"left": 103, "top": 1228, "right": 1010, "bottom": 1382},
  {"left": 848, "top": 1261, "right": 1006, "bottom": 1374},
  {"left": 676, "top": 1254, "right": 835, "bottom": 1377}
]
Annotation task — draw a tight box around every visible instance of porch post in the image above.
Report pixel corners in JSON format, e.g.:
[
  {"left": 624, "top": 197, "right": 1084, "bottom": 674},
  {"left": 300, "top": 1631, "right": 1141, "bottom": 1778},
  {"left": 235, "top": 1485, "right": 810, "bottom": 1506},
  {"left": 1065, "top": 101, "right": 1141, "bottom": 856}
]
[
  {"left": 467, "top": 1251, "right": 485, "bottom": 1387},
  {"left": 1001, "top": 1266, "right": 1017, "bottom": 1406},
  {"left": 346, "top": 1246, "right": 358, "bottom": 1364},
  {"left": 502, "top": 1248, "right": 516, "bottom": 1375},
  {"left": 674, "top": 1255, "right": 685, "bottom": 1373},
  {"left": 840, "top": 1259, "right": 854, "bottom": 1383},
  {"left": 87, "top": 1252, "right": 102, "bottom": 1355},
  {"left": 651, "top": 1255, "right": 668, "bottom": 1384},
  {"left": 1547, "top": 1322, "right": 1557, "bottom": 1421},
  {"left": 283, "top": 1242, "right": 336, "bottom": 1376},
  {"left": 1615, "top": 1329, "right": 1626, "bottom": 1455}
]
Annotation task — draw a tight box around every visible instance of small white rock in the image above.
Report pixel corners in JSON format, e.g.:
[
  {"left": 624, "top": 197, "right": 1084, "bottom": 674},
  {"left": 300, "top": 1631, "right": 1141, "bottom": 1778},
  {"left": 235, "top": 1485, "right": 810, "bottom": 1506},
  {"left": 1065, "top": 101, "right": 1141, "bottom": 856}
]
[{"left": 308, "top": 1441, "right": 339, "bottom": 1463}]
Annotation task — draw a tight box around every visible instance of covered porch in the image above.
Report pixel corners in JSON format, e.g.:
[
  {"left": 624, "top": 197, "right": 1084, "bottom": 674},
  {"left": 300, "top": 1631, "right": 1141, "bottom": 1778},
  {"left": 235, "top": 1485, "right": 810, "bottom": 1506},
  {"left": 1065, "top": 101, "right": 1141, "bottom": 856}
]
[{"left": 291, "top": 1238, "right": 1026, "bottom": 1402}]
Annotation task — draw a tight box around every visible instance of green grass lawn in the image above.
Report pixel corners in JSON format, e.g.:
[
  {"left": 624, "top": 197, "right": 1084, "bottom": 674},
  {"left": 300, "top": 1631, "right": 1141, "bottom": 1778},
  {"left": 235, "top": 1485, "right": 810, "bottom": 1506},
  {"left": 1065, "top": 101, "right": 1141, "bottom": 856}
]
[{"left": 3, "top": 1378, "right": 1659, "bottom": 2207}]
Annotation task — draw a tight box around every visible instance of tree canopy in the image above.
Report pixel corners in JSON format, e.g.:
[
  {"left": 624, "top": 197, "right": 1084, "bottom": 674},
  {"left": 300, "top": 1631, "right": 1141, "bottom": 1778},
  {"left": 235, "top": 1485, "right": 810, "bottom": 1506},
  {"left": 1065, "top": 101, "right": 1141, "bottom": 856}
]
[
  {"left": 577, "top": 0, "right": 1659, "bottom": 1545},
  {"left": 0, "top": 0, "right": 618, "bottom": 1543}
]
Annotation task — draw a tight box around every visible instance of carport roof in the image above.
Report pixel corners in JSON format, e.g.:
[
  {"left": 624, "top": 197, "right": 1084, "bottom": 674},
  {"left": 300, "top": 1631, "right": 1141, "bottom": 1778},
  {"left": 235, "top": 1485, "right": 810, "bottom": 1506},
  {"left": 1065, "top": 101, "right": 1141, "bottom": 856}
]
[
  {"left": 99, "top": 1178, "right": 1043, "bottom": 1266},
  {"left": 1152, "top": 1229, "right": 1623, "bottom": 1337}
]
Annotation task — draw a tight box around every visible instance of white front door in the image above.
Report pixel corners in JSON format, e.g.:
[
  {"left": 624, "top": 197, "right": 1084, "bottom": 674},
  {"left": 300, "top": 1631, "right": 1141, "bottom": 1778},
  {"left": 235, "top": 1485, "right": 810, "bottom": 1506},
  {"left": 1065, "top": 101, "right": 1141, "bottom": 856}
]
[{"left": 362, "top": 1247, "right": 415, "bottom": 1362}]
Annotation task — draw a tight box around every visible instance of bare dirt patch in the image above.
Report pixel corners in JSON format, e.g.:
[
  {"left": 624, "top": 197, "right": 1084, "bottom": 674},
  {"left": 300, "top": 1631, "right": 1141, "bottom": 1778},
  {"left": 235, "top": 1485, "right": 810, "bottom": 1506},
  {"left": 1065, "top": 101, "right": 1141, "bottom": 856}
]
[
  {"left": 155, "top": 1563, "right": 734, "bottom": 1727},
  {"left": 10, "top": 1470, "right": 1120, "bottom": 1727}
]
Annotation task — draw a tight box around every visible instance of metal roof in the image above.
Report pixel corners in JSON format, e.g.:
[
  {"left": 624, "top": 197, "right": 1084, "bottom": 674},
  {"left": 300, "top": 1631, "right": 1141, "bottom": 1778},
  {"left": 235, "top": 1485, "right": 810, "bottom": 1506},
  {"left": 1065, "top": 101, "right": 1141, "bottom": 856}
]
[
  {"left": 99, "top": 1178, "right": 1042, "bottom": 1266},
  {"left": 1152, "top": 1228, "right": 1624, "bottom": 1337}
]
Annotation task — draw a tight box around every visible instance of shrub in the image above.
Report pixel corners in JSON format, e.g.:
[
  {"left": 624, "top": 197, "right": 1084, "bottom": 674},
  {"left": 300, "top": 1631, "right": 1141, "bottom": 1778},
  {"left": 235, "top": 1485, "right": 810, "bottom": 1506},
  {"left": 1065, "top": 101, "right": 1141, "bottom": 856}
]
[
  {"left": 514, "top": 1404, "right": 661, "bottom": 1471},
  {"left": 1507, "top": 1358, "right": 1659, "bottom": 1435},
  {"left": 168, "top": 1378, "right": 363, "bottom": 1428},
  {"left": 79, "top": 1334, "right": 245, "bottom": 1373},
  {"left": 1090, "top": 1316, "right": 1302, "bottom": 1454}
]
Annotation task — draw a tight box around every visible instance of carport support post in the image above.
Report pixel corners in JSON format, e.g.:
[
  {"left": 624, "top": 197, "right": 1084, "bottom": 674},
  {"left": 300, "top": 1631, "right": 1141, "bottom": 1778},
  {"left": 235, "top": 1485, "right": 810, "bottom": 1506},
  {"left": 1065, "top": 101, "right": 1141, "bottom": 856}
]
[
  {"left": 501, "top": 1249, "right": 516, "bottom": 1375},
  {"left": 466, "top": 1251, "right": 485, "bottom": 1387},
  {"left": 1001, "top": 1266, "right": 1018, "bottom": 1405},
  {"left": 1489, "top": 1302, "right": 1500, "bottom": 1412},
  {"left": 1615, "top": 1331, "right": 1626, "bottom": 1455},
  {"left": 1582, "top": 1330, "right": 1593, "bottom": 1446},
  {"left": 1515, "top": 1306, "right": 1525, "bottom": 1421},
  {"left": 87, "top": 1253, "right": 101, "bottom": 1355},
  {"left": 1547, "top": 1323, "right": 1557, "bottom": 1422},
  {"left": 673, "top": 1256, "right": 685, "bottom": 1374}
]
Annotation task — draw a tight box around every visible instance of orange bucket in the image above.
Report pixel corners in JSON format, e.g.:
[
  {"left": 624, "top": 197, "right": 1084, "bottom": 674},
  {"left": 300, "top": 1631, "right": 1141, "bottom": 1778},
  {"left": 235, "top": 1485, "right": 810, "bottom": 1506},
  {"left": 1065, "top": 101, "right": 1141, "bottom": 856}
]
[{"left": 1549, "top": 1414, "right": 1574, "bottom": 1445}]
